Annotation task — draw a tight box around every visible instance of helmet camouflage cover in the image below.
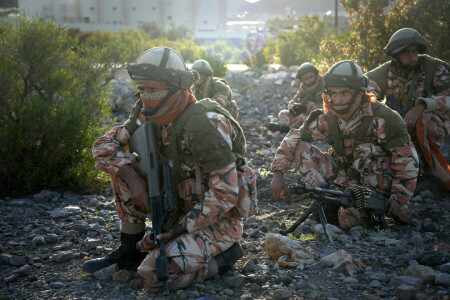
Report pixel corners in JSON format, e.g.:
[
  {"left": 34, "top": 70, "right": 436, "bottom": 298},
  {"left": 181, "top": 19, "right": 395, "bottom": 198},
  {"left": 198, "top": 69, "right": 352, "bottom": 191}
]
[
  {"left": 127, "top": 47, "right": 199, "bottom": 89},
  {"left": 384, "top": 28, "right": 428, "bottom": 56},
  {"left": 323, "top": 60, "right": 368, "bottom": 92},
  {"left": 296, "top": 62, "right": 319, "bottom": 80},
  {"left": 191, "top": 59, "right": 213, "bottom": 76}
]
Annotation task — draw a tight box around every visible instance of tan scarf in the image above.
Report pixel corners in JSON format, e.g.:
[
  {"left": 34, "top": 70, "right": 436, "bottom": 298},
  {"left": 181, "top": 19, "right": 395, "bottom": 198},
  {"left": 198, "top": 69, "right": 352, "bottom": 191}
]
[
  {"left": 135, "top": 79, "right": 196, "bottom": 125},
  {"left": 323, "top": 92, "right": 377, "bottom": 120}
]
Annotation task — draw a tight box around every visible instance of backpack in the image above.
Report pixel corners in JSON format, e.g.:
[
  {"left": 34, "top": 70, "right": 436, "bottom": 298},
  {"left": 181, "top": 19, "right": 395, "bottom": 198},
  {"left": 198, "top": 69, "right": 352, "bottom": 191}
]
[{"left": 171, "top": 99, "right": 257, "bottom": 218}]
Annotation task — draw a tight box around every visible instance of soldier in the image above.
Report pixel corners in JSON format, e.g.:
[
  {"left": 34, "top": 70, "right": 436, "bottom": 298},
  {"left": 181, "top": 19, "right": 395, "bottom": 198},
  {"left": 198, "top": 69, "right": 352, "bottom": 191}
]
[
  {"left": 268, "top": 62, "right": 324, "bottom": 133},
  {"left": 191, "top": 59, "right": 239, "bottom": 118},
  {"left": 271, "top": 60, "right": 419, "bottom": 229},
  {"left": 83, "top": 47, "right": 257, "bottom": 291},
  {"left": 366, "top": 28, "right": 450, "bottom": 190}
]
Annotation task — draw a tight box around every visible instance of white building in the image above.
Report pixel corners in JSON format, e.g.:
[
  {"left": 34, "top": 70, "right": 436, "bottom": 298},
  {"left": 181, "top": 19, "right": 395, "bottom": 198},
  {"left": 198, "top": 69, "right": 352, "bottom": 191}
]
[{"left": 18, "top": 0, "right": 227, "bottom": 38}]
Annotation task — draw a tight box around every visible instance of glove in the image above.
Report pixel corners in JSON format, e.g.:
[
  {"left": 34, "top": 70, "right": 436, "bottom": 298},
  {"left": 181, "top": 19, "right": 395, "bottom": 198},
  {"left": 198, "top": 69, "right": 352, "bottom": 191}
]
[
  {"left": 289, "top": 103, "right": 307, "bottom": 115},
  {"left": 387, "top": 198, "right": 408, "bottom": 224}
]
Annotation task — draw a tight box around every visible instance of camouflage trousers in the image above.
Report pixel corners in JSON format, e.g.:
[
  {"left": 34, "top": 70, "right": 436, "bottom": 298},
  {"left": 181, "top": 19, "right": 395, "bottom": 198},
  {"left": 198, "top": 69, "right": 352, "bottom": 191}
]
[
  {"left": 110, "top": 177, "right": 242, "bottom": 290},
  {"left": 137, "top": 222, "right": 240, "bottom": 291},
  {"left": 293, "top": 142, "right": 396, "bottom": 229},
  {"left": 278, "top": 109, "right": 306, "bottom": 129}
]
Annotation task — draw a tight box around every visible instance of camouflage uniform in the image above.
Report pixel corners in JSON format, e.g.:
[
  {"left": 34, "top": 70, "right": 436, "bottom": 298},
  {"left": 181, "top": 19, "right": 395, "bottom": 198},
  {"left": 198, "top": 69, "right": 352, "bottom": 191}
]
[
  {"left": 193, "top": 76, "right": 239, "bottom": 118},
  {"left": 367, "top": 57, "right": 450, "bottom": 176},
  {"left": 271, "top": 98, "right": 419, "bottom": 229},
  {"left": 278, "top": 82, "right": 324, "bottom": 129},
  {"left": 93, "top": 104, "right": 243, "bottom": 290}
]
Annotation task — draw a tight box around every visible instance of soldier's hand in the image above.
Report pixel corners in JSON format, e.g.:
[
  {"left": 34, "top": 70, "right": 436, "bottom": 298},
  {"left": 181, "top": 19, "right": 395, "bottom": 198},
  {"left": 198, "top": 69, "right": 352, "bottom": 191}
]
[
  {"left": 387, "top": 198, "right": 408, "bottom": 224},
  {"left": 117, "top": 164, "right": 150, "bottom": 214},
  {"left": 136, "top": 233, "right": 157, "bottom": 252},
  {"left": 404, "top": 102, "right": 425, "bottom": 133},
  {"left": 156, "top": 224, "right": 186, "bottom": 242},
  {"left": 271, "top": 171, "right": 286, "bottom": 199}
]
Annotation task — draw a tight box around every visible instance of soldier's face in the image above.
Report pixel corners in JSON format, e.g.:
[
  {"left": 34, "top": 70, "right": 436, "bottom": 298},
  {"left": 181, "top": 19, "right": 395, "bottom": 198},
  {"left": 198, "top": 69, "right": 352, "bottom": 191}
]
[
  {"left": 397, "top": 45, "right": 419, "bottom": 68},
  {"left": 300, "top": 71, "right": 316, "bottom": 86},
  {"left": 327, "top": 87, "right": 359, "bottom": 110}
]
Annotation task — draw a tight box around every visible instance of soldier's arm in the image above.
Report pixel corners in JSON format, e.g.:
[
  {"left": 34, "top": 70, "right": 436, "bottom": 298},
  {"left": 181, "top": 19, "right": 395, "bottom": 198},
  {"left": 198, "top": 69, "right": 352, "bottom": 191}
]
[
  {"left": 181, "top": 113, "right": 239, "bottom": 233},
  {"left": 367, "top": 78, "right": 384, "bottom": 100},
  {"left": 271, "top": 112, "right": 328, "bottom": 174},
  {"left": 373, "top": 117, "right": 419, "bottom": 205},
  {"left": 415, "top": 64, "right": 450, "bottom": 113},
  {"left": 92, "top": 125, "right": 137, "bottom": 177},
  {"left": 212, "top": 81, "right": 232, "bottom": 108}
]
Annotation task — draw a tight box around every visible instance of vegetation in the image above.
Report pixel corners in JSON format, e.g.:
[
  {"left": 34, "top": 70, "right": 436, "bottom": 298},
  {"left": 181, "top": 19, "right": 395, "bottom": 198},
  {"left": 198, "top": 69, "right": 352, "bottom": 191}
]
[
  {"left": 0, "top": 16, "right": 115, "bottom": 196},
  {"left": 256, "top": 0, "right": 449, "bottom": 72}
]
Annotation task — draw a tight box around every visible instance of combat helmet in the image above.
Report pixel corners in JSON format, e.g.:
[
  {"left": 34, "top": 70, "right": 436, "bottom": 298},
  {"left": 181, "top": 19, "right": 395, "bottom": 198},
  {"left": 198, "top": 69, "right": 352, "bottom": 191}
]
[
  {"left": 191, "top": 59, "right": 213, "bottom": 76},
  {"left": 323, "top": 60, "right": 368, "bottom": 92},
  {"left": 127, "top": 47, "right": 199, "bottom": 90},
  {"left": 295, "top": 62, "right": 318, "bottom": 81},
  {"left": 384, "top": 28, "right": 428, "bottom": 56}
]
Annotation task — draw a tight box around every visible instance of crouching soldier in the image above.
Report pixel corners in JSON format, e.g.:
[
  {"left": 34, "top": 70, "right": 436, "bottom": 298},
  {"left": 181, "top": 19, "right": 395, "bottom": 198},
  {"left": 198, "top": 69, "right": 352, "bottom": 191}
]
[
  {"left": 83, "top": 47, "right": 257, "bottom": 291},
  {"left": 268, "top": 62, "right": 324, "bottom": 133},
  {"left": 191, "top": 59, "right": 239, "bottom": 118},
  {"left": 366, "top": 28, "right": 450, "bottom": 191},
  {"left": 270, "top": 60, "right": 419, "bottom": 229}
]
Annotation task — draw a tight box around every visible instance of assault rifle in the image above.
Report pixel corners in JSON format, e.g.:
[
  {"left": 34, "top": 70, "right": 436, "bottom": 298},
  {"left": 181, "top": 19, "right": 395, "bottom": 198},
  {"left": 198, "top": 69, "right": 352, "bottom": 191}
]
[
  {"left": 129, "top": 119, "right": 176, "bottom": 295},
  {"left": 281, "top": 178, "right": 387, "bottom": 245}
]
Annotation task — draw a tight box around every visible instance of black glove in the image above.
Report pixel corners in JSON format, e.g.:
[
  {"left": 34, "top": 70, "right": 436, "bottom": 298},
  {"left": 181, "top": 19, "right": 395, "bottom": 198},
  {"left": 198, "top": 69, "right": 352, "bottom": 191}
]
[{"left": 290, "top": 103, "right": 307, "bottom": 115}]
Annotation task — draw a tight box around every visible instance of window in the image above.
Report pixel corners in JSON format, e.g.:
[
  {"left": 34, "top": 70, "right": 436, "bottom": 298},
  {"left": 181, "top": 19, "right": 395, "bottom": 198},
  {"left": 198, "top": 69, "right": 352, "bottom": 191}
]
[
  {"left": 152, "top": 7, "right": 156, "bottom": 10},
  {"left": 90, "top": 7, "right": 94, "bottom": 11},
  {"left": 113, "top": 7, "right": 117, "bottom": 10},
  {"left": 132, "top": 7, "right": 136, "bottom": 10},
  {"left": 167, "top": 16, "right": 172, "bottom": 20},
  {"left": 113, "top": 21, "right": 117, "bottom": 24}
]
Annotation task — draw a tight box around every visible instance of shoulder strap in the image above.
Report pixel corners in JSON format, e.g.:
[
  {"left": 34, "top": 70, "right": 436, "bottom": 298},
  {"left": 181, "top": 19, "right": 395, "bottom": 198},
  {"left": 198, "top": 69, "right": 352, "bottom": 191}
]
[
  {"left": 422, "top": 54, "right": 450, "bottom": 96},
  {"left": 365, "top": 61, "right": 391, "bottom": 99}
]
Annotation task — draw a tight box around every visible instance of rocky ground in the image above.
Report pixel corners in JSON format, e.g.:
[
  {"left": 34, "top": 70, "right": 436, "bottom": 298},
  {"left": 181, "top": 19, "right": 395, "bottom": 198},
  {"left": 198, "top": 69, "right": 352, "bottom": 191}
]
[{"left": 1, "top": 65, "right": 450, "bottom": 300}]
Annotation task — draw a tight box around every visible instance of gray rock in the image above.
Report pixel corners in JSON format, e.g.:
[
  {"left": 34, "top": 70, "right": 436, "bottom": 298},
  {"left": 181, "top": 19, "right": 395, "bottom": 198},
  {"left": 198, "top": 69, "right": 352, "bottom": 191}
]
[
  {"left": 394, "top": 284, "right": 416, "bottom": 300},
  {"left": 390, "top": 276, "right": 422, "bottom": 289},
  {"left": 7, "top": 198, "right": 34, "bottom": 206},
  {"left": 435, "top": 273, "right": 450, "bottom": 287},
  {"left": 224, "top": 275, "right": 245, "bottom": 288},
  {"left": 271, "top": 288, "right": 291, "bottom": 300},
  {"left": 440, "top": 262, "right": 450, "bottom": 273},
  {"left": 50, "top": 282, "right": 64, "bottom": 288},
  {"left": 368, "top": 279, "right": 383, "bottom": 288},
  {"left": 408, "top": 234, "right": 423, "bottom": 247},
  {"left": 0, "top": 253, "right": 12, "bottom": 264},
  {"left": 242, "top": 259, "right": 256, "bottom": 273},
  {"left": 10, "top": 255, "right": 27, "bottom": 267},
  {"left": 404, "top": 265, "right": 436, "bottom": 283},
  {"left": 94, "top": 263, "right": 119, "bottom": 281},
  {"left": 11, "top": 264, "right": 31, "bottom": 277},
  {"left": 53, "top": 251, "right": 74, "bottom": 263},
  {"left": 44, "top": 233, "right": 59, "bottom": 244},
  {"left": 33, "top": 190, "right": 60, "bottom": 202}
]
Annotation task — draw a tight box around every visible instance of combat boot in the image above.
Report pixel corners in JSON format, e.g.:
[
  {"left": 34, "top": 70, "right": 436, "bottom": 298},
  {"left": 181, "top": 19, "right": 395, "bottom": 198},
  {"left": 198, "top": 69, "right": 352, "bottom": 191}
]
[
  {"left": 82, "top": 231, "right": 146, "bottom": 274},
  {"left": 267, "top": 123, "right": 290, "bottom": 133},
  {"left": 214, "top": 242, "right": 244, "bottom": 274}
]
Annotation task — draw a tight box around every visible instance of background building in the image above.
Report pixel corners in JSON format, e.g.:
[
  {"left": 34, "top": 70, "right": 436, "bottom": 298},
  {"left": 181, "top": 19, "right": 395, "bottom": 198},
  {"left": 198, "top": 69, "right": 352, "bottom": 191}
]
[{"left": 18, "top": 0, "right": 227, "bottom": 39}]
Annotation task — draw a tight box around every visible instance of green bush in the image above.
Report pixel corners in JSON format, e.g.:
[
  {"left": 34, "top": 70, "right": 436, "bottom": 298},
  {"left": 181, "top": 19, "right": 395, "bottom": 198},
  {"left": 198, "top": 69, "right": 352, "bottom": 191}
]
[{"left": 0, "top": 16, "right": 117, "bottom": 196}]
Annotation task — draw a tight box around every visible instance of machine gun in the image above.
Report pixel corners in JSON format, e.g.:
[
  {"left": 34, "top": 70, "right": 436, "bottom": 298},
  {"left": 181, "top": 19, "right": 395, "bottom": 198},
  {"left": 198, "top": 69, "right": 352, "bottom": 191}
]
[
  {"left": 129, "top": 119, "right": 176, "bottom": 295},
  {"left": 280, "top": 178, "right": 387, "bottom": 245}
]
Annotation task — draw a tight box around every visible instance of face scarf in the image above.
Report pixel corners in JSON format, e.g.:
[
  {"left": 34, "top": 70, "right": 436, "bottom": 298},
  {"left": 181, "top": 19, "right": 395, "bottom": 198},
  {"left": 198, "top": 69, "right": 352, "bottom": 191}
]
[
  {"left": 299, "top": 75, "right": 322, "bottom": 95},
  {"left": 323, "top": 91, "right": 377, "bottom": 120},
  {"left": 135, "top": 79, "right": 196, "bottom": 125}
]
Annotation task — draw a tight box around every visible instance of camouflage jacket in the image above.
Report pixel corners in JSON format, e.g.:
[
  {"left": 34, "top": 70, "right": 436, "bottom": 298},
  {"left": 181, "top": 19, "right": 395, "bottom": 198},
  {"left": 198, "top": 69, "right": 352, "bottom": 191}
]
[
  {"left": 366, "top": 55, "right": 450, "bottom": 115},
  {"left": 271, "top": 100, "right": 419, "bottom": 204},
  {"left": 92, "top": 106, "right": 242, "bottom": 239},
  {"left": 193, "top": 76, "right": 239, "bottom": 118}
]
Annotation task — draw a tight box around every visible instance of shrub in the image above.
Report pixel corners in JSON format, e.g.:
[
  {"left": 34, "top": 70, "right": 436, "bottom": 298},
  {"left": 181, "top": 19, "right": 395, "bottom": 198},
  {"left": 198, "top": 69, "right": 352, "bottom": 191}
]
[{"left": 0, "top": 16, "right": 117, "bottom": 196}]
